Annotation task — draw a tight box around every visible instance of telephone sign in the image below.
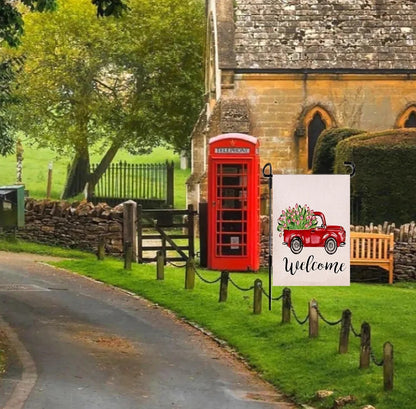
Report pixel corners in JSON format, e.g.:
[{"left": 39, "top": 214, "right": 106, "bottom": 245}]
[{"left": 207, "top": 133, "right": 260, "bottom": 271}]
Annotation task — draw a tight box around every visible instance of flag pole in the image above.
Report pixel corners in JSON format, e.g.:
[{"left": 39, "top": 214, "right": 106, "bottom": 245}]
[{"left": 262, "top": 163, "right": 273, "bottom": 311}]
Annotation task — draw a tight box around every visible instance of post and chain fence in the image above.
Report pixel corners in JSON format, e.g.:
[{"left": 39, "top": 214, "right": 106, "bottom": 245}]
[
  {"left": 194, "top": 268, "right": 221, "bottom": 284},
  {"left": 167, "top": 260, "right": 187, "bottom": 268},
  {"left": 350, "top": 322, "right": 361, "bottom": 338},
  {"left": 290, "top": 303, "right": 310, "bottom": 325},
  {"left": 314, "top": 305, "right": 343, "bottom": 326},
  {"left": 228, "top": 276, "right": 255, "bottom": 292},
  {"left": 261, "top": 287, "right": 283, "bottom": 301},
  {"left": 370, "top": 347, "right": 384, "bottom": 367},
  {"left": 145, "top": 253, "right": 394, "bottom": 391}
]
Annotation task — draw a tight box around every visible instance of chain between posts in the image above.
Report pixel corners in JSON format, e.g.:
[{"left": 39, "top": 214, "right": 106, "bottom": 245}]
[
  {"left": 228, "top": 276, "right": 255, "bottom": 292},
  {"left": 314, "top": 305, "right": 343, "bottom": 326},
  {"left": 194, "top": 268, "right": 222, "bottom": 284},
  {"left": 261, "top": 287, "right": 284, "bottom": 301},
  {"left": 370, "top": 346, "right": 384, "bottom": 367},
  {"left": 350, "top": 322, "right": 361, "bottom": 337},
  {"left": 167, "top": 260, "right": 187, "bottom": 268},
  {"left": 162, "top": 256, "right": 222, "bottom": 284},
  {"left": 290, "top": 304, "right": 310, "bottom": 325}
]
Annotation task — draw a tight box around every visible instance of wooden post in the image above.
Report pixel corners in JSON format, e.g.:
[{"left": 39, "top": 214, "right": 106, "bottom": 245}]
[
  {"left": 123, "top": 200, "right": 137, "bottom": 261},
  {"left": 161, "top": 236, "right": 167, "bottom": 265},
  {"left": 219, "top": 271, "right": 229, "bottom": 302},
  {"left": 156, "top": 250, "right": 164, "bottom": 280},
  {"left": 46, "top": 162, "right": 53, "bottom": 199},
  {"left": 166, "top": 160, "right": 174, "bottom": 208},
  {"left": 124, "top": 241, "right": 132, "bottom": 270},
  {"left": 253, "top": 279, "right": 262, "bottom": 315},
  {"left": 360, "top": 322, "right": 371, "bottom": 369},
  {"left": 187, "top": 204, "right": 195, "bottom": 259},
  {"left": 339, "top": 309, "right": 352, "bottom": 354},
  {"left": 137, "top": 205, "right": 143, "bottom": 263},
  {"left": 309, "top": 299, "right": 319, "bottom": 338},
  {"left": 383, "top": 342, "right": 394, "bottom": 391},
  {"left": 282, "top": 287, "right": 291, "bottom": 323},
  {"left": 97, "top": 237, "right": 105, "bottom": 261},
  {"left": 185, "top": 256, "right": 195, "bottom": 289}
]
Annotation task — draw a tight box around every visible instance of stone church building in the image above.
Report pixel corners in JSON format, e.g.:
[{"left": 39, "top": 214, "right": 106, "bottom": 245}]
[{"left": 188, "top": 0, "right": 416, "bottom": 210}]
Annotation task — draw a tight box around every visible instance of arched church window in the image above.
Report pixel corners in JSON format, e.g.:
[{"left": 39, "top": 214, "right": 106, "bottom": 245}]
[
  {"left": 308, "top": 112, "right": 326, "bottom": 169},
  {"left": 404, "top": 111, "right": 416, "bottom": 128},
  {"left": 303, "top": 107, "right": 332, "bottom": 170},
  {"left": 396, "top": 105, "right": 416, "bottom": 128}
]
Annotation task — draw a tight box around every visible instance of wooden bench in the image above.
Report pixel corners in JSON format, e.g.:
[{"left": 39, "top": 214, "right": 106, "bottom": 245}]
[{"left": 350, "top": 232, "right": 395, "bottom": 284}]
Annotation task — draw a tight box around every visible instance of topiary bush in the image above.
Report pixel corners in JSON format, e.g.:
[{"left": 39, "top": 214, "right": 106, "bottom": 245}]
[
  {"left": 334, "top": 129, "right": 416, "bottom": 225},
  {"left": 312, "top": 128, "right": 363, "bottom": 174}
]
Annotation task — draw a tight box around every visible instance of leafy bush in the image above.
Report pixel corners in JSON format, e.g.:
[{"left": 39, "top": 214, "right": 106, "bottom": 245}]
[
  {"left": 312, "top": 128, "right": 363, "bottom": 174},
  {"left": 334, "top": 129, "right": 416, "bottom": 225}
]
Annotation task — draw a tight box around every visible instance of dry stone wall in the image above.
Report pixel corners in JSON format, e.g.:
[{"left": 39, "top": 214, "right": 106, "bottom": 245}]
[{"left": 19, "top": 199, "right": 124, "bottom": 256}]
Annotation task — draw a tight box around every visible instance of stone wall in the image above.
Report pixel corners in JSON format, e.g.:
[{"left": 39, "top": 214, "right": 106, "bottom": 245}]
[
  {"left": 391, "top": 242, "right": 416, "bottom": 282},
  {"left": 19, "top": 199, "right": 124, "bottom": 256}
]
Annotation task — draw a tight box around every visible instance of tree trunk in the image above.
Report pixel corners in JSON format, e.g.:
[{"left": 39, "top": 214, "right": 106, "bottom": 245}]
[
  {"left": 86, "top": 142, "right": 121, "bottom": 200},
  {"left": 61, "top": 150, "right": 90, "bottom": 200}
]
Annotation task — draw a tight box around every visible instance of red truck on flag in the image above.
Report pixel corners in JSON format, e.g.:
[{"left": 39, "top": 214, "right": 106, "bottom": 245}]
[{"left": 279, "top": 209, "right": 346, "bottom": 255}]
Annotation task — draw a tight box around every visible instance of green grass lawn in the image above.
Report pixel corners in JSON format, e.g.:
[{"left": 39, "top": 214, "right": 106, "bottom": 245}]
[
  {"left": 1, "top": 239, "right": 414, "bottom": 409},
  {"left": 0, "top": 142, "right": 189, "bottom": 208}
]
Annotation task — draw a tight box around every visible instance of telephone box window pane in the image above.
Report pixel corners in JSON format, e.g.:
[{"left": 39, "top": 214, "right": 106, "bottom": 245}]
[{"left": 215, "top": 163, "right": 248, "bottom": 257}]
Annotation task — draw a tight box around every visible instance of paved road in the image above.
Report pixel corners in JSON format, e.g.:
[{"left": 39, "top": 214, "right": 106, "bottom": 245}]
[{"left": 0, "top": 252, "right": 295, "bottom": 409}]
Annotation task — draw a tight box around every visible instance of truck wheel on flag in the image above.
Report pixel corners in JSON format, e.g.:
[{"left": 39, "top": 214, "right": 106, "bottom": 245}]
[
  {"left": 290, "top": 237, "right": 303, "bottom": 254},
  {"left": 324, "top": 237, "right": 338, "bottom": 255}
]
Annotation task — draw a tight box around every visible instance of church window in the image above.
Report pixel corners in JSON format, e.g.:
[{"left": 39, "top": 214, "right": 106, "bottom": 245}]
[
  {"left": 404, "top": 111, "right": 416, "bottom": 128},
  {"left": 308, "top": 113, "right": 326, "bottom": 169},
  {"left": 304, "top": 107, "right": 332, "bottom": 170},
  {"left": 396, "top": 106, "right": 416, "bottom": 128}
]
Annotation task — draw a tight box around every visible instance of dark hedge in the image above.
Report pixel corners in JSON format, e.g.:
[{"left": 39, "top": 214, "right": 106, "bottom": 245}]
[
  {"left": 334, "top": 129, "right": 416, "bottom": 225},
  {"left": 312, "top": 128, "right": 363, "bottom": 174}
]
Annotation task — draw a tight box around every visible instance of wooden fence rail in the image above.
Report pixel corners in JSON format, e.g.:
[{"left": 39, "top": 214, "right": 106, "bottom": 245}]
[{"left": 137, "top": 205, "right": 195, "bottom": 264}]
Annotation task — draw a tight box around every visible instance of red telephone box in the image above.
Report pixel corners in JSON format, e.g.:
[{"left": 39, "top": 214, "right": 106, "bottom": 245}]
[{"left": 207, "top": 133, "right": 260, "bottom": 271}]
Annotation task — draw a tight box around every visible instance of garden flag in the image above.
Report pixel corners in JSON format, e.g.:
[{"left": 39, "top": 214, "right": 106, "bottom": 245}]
[{"left": 272, "top": 175, "right": 350, "bottom": 286}]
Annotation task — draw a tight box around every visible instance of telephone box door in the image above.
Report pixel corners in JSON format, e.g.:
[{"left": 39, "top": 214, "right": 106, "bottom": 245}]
[{"left": 208, "top": 134, "right": 259, "bottom": 271}]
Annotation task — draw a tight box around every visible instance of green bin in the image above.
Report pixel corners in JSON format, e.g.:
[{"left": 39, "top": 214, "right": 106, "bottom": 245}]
[{"left": 0, "top": 185, "right": 25, "bottom": 228}]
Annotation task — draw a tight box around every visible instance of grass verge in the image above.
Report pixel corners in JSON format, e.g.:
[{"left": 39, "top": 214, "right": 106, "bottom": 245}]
[
  {"left": 1, "top": 240, "right": 415, "bottom": 409},
  {"left": 0, "top": 238, "right": 90, "bottom": 259},
  {"left": 1, "top": 144, "right": 189, "bottom": 208}
]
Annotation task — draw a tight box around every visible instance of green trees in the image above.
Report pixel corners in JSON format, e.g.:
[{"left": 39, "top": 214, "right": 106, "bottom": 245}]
[
  {"left": 4, "top": 0, "right": 204, "bottom": 198},
  {"left": 0, "top": 59, "right": 16, "bottom": 156},
  {"left": 0, "top": 0, "right": 126, "bottom": 160},
  {"left": 0, "top": 0, "right": 126, "bottom": 47}
]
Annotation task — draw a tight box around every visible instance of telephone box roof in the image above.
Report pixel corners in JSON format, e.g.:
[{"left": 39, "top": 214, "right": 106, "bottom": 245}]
[{"left": 209, "top": 133, "right": 258, "bottom": 145}]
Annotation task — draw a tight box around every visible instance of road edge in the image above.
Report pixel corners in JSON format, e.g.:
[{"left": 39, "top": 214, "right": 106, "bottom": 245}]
[{"left": 0, "top": 316, "right": 38, "bottom": 409}]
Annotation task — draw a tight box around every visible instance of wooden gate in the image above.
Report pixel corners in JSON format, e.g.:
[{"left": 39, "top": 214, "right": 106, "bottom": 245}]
[{"left": 137, "top": 205, "right": 196, "bottom": 263}]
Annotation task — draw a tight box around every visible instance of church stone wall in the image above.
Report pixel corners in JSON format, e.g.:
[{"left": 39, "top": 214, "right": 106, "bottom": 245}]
[{"left": 231, "top": 73, "right": 416, "bottom": 173}]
